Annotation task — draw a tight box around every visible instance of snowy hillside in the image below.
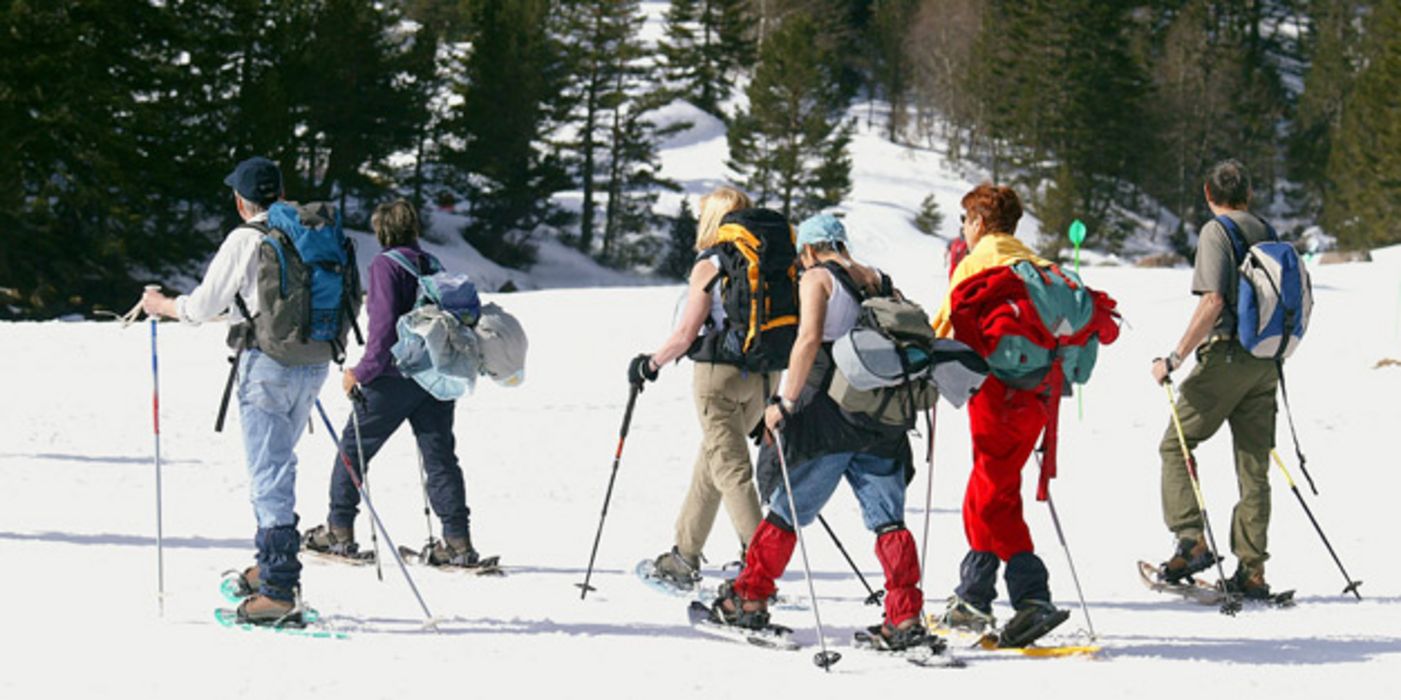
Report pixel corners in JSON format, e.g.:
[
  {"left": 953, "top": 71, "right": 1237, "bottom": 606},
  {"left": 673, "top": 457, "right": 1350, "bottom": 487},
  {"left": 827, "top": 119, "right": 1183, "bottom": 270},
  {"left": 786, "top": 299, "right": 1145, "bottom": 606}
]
[{"left": 2, "top": 244, "right": 1399, "bottom": 697}]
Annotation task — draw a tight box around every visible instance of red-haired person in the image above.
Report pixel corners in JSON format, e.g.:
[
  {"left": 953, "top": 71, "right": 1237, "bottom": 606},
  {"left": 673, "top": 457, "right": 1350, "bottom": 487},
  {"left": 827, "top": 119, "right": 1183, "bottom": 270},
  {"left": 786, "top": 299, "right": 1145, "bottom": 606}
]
[{"left": 928, "top": 183, "right": 1069, "bottom": 647}]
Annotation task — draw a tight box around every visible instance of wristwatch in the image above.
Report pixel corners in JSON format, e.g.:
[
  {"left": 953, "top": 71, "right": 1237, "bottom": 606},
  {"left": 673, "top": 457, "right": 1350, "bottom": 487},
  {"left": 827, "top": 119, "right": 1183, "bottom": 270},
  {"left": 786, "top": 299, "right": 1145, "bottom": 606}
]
[{"left": 1164, "top": 350, "right": 1183, "bottom": 372}]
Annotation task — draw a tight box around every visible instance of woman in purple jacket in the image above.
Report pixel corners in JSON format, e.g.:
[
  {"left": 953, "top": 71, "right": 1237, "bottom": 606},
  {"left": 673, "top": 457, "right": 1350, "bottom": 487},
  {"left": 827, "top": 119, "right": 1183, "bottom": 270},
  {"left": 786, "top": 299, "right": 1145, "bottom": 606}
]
[{"left": 303, "top": 199, "right": 479, "bottom": 567}]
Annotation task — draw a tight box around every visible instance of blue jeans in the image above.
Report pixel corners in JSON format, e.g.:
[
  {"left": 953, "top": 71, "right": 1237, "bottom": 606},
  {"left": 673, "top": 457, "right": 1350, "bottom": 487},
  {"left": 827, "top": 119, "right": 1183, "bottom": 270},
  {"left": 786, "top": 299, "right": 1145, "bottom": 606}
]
[
  {"left": 769, "top": 451, "right": 906, "bottom": 531},
  {"left": 327, "top": 375, "right": 470, "bottom": 541},
  {"left": 237, "top": 349, "right": 327, "bottom": 598}
]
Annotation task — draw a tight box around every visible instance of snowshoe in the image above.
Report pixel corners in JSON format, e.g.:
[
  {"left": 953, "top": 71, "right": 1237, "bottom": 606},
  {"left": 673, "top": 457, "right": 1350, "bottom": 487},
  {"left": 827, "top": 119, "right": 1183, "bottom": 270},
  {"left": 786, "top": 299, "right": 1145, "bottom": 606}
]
[
  {"left": 651, "top": 547, "right": 702, "bottom": 591},
  {"left": 1221, "top": 567, "right": 1296, "bottom": 608},
  {"left": 992, "top": 600, "right": 1070, "bottom": 649},
  {"left": 854, "top": 621, "right": 960, "bottom": 668},
  {"left": 687, "top": 600, "right": 798, "bottom": 651},
  {"left": 399, "top": 540, "right": 502, "bottom": 575},
  {"left": 1137, "top": 560, "right": 1226, "bottom": 604},
  {"left": 936, "top": 595, "right": 996, "bottom": 634},
  {"left": 234, "top": 593, "right": 306, "bottom": 628}
]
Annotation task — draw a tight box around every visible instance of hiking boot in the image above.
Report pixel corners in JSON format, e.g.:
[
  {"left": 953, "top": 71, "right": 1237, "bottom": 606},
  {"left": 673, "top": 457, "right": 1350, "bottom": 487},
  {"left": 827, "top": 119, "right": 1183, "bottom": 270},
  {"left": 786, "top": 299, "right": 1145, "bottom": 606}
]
[
  {"left": 710, "top": 580, "right": 770, "bottom": 631},
  {"left": 1223, "top": 564, "right": 1271, "bottom": 600},
  {"left": 303, "top": 524, "right": 358, "bottom": 556},
  {"left": 235, "top": 593, "right": 303, "bottom": 627},
  {"left": 997, "top": 599, "right": 1070, "bottom": 648},
  {"left": 425, "top": 536, "right": 481, "bottom": 567},
  {"left": 1160, "top": 536, "right": 1218, "bottom": 584},
  {"left": 939, "top": 595, "right": 996, "bottom": 633},
  {"left": 870, "top": 617, "right": 941, "bottom": 652},
  {"left": 653, "top": 546, "right": 702, "bottom": 589}
]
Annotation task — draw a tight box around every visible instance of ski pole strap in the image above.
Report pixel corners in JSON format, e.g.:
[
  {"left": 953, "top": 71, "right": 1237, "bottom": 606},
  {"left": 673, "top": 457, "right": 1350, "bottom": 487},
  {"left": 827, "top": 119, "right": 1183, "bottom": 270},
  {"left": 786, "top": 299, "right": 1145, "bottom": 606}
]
[
  {"left": 1276, "top": 360, "right": 1314, "bottom": 495},
  {"left": 1036, "top": 361, "right": 1066, "bottom": 502}
]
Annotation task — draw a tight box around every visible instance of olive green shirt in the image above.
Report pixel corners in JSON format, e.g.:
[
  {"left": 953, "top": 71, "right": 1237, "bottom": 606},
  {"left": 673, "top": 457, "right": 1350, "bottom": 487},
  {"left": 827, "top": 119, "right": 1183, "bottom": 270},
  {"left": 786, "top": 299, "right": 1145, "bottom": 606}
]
[{"left": 1191, "top": 210, "right": 1272, "bottom": 337}]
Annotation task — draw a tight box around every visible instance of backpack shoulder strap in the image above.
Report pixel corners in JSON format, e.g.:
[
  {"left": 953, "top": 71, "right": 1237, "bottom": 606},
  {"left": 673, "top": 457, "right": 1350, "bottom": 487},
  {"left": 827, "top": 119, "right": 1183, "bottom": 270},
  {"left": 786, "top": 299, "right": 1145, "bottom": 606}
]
[
  {"left": 821, "top": 260, "right": 867, "bottom": 301},
  {"left": 384, "top": 249, "right": 424, "bottom": 279},
  {"left": 1214, "top": 214, "right": 1248, "bottom": 264}
]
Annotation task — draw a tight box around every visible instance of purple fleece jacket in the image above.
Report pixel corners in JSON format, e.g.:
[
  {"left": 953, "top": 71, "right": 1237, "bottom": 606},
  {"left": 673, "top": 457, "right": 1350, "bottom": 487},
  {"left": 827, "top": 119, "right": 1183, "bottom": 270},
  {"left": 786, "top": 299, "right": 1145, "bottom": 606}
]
[{"left": 353, "top": 244, "right": 431, "bottom": 385}]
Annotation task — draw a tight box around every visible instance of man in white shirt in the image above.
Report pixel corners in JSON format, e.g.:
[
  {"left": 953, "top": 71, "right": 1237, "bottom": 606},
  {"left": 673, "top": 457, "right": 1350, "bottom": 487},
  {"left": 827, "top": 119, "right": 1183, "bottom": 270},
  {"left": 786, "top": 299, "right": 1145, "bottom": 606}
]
[{"left": 143, "top": 156, "right": 328, "bottom": 625}]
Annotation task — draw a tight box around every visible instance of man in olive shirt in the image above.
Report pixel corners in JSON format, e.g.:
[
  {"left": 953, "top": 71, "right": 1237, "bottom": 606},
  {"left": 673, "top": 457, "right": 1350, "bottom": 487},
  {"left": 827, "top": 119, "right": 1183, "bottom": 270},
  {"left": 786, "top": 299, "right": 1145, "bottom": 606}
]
[{"left": 1149, "top": 159, "right": 1279, "bottom": 599}]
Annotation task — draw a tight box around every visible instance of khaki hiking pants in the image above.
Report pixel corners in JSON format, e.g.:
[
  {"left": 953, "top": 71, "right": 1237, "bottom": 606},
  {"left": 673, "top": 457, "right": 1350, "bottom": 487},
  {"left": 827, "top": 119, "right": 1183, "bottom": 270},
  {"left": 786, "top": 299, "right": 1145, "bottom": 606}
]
[
  {"left": 674, "top": 363, "right": 777, "bottom": 561},
  {"left": 1159, "top": 340, "right": 1278, "bottom": 571}
]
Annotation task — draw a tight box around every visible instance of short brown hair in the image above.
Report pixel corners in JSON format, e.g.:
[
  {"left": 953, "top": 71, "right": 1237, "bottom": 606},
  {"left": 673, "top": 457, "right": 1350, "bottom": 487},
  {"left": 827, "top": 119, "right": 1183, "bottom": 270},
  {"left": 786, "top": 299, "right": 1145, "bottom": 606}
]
[
  {"left": 371, "top": 199, "right": 420, "bottom": 248},
  {"left": 960, "top": 183, "right": 1023, "bottom": 235},
  {"left": 1205, "top": 159, "right": 1251, "bottom": 208}
]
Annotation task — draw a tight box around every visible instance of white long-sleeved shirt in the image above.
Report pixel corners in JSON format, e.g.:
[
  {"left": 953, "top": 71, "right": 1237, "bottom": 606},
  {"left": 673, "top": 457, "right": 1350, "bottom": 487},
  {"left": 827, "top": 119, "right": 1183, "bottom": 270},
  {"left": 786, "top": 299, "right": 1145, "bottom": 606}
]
[{"left": 174, "top": 212, "right": 270, "bottom": 325}]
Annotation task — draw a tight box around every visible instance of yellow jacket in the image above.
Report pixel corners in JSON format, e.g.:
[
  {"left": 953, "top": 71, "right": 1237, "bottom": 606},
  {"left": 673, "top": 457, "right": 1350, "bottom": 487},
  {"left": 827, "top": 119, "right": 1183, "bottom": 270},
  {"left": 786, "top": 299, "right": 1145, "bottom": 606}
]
[{"left": 931, "top": 233, "right": 1051, "bottom": 338}]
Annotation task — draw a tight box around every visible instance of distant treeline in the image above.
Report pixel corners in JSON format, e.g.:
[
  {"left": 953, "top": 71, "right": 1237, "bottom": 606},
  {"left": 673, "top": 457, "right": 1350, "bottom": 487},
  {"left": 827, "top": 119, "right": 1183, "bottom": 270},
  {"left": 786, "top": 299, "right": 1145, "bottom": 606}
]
[{"left": 1, "top": 0, "right": 1396, "bottom": 318}]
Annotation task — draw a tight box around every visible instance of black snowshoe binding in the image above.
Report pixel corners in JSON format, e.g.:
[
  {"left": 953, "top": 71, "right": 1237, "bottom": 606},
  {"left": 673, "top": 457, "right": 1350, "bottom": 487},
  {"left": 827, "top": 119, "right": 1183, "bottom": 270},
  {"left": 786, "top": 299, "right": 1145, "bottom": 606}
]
[
  {"left": 1158, "top": 537, "right": 1219, "bottom": 584},
  {"left": 220, "top": 564, "right": 260, "bottom": 599},
  {"left": 860, "top": 620, "right": 945, "bottom": 653},
  {"left": 423, "top": 537, "right": 482, "bottom": 567},
  {"left": 995, "top": 600, "right": 1070, "bottom": 648},
  {"left": 654, "top": 547, "right": 703, "bottom": 590},
  {"left": 709, "top": 580, "right": 771, "bottom": 631},
  {"left": 303, "top": 524, "right": 372, "bottom": 562}
]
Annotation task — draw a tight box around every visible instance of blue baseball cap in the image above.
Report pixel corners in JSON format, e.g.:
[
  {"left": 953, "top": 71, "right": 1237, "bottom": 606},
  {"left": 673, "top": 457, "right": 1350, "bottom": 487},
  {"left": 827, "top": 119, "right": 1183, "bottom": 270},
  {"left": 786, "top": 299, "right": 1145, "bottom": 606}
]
[
  {"left": 796, "top": 213, "right": 848, "bottom": 248},
  {"left": 224, "top": 156, "right": 282, "bottom": 206}
]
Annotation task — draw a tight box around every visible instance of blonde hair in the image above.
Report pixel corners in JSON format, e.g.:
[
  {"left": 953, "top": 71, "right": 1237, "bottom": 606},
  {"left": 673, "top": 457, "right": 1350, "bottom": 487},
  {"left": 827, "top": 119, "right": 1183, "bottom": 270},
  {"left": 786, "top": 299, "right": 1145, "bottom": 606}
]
[{"left": 694, "top": 186, "right": 752, "bottom": 251}]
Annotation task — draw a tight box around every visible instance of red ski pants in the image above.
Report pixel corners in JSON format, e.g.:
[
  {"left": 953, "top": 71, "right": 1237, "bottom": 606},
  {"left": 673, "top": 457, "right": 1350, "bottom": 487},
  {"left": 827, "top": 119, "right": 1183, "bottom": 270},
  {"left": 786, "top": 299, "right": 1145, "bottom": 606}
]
[
  {"left": 963, "top": 376, "right": 1050, "bottom": 561},
  {"left": 735, "top": 518, "right": 924, "bottom": 627}
]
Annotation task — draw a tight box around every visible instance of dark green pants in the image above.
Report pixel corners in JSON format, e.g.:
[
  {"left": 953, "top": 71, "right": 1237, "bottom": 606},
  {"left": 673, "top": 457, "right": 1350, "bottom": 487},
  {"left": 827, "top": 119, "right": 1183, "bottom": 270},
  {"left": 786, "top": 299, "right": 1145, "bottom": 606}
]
[{"left": 1159, "top": 341, "right": 1277, "bottom": 570}]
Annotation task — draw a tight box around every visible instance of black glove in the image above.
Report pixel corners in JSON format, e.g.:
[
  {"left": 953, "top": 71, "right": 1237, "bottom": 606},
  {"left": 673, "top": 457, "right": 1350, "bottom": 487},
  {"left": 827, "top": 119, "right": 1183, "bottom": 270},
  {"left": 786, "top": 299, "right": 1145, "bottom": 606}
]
[{"left": 627, "top": 353, "right": 659, "bottom": 387}]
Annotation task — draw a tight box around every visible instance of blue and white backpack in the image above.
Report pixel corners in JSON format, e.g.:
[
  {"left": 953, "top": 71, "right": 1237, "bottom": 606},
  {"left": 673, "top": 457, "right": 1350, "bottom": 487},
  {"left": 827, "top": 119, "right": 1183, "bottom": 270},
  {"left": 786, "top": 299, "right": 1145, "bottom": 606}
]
[
  {"left": 1216, "top": 215, "right": 1313, "bottom": 360},
  {"left": 386, "top": 250, "right": 483, "bottom": 400}
]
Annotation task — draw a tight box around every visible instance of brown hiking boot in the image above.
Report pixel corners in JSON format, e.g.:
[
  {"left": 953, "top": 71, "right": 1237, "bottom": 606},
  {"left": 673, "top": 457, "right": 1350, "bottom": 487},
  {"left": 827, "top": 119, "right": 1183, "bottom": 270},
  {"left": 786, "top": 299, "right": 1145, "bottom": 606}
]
[
  {"left": 1224, "top": 564, "right": 1271, "bottom": 600},
  {"left": 1161, "top": 537, "right": 1218, "bottom": 583},
  {"left": 303, "top": 524, "right": 357, "bottom": 556},
  {"left": 235, "top": 594, "right": 303, "bottom": 626},
  {"left": 653, "top": 547, "right": 702, "bottom": 588},
  {"left": 425, "top": 536, "right": 481, "bottom": 567}
]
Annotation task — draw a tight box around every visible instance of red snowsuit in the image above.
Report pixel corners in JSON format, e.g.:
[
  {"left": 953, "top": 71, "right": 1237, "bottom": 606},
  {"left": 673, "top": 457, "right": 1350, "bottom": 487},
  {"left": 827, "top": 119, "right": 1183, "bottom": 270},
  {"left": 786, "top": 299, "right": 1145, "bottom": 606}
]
[{"left": 948, "top": 265, "right": 1120, "bottom": 560}]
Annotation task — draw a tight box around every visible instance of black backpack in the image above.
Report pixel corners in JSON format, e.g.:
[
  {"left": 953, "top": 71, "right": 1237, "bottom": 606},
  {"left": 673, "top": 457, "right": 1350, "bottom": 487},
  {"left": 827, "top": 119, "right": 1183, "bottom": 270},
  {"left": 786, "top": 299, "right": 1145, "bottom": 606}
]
[{"left": 687, "top": 208, "right": 799, "bottom": 373}]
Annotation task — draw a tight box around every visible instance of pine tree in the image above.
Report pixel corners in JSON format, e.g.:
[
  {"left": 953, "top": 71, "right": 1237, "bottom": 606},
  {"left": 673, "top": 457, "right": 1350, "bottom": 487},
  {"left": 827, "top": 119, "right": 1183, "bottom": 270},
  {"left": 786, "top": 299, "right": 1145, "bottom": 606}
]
[
  {"left": 912, "top": 194, "right": 943, "bottom": 236},
  {"left": 868, "top": 0, "right": 918, "bottom": 141},
  {"left": 661, "top": 198, "right": 701, "bottom": 279},
  {"left": 1324, "top": 2, "right": 1401, "bottom": 249},
  {"left": 445, "top": 0, "right": 569, "bottom": 267},
  {"left": 661, "top": 0, "right": 756, "bottom": 118},
  {"left": 1290, "top": 1, "right": 1365, "bottom": 221},
  {"left": 727, "top": 13, "right": 853, "bottom": 221}
]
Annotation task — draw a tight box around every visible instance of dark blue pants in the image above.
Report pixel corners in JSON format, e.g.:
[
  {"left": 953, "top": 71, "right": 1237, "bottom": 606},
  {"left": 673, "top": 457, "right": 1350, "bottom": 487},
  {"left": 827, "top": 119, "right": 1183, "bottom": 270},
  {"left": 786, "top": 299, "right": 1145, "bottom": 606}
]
[
  {"left": 327, "top": 375, "right": 470, "bottom": 540},
  {"left": 955, "top": 549, "right": 1050, "bottom": 611}
]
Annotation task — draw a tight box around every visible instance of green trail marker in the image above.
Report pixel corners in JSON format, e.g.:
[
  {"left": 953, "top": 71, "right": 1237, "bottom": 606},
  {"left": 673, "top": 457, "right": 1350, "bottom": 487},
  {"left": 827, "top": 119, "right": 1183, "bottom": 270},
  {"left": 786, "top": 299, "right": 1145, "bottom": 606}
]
[{"left": 1069, "top": 219, "right": 1087, "bottom": 419}]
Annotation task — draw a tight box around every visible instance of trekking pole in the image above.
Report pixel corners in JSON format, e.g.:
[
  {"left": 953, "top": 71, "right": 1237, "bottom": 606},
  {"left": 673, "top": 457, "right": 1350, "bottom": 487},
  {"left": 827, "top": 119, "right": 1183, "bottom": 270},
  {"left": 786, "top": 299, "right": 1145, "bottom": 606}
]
[
  {"left": 417, "top": 445, "right": 435, "bottom": 546},
  {"left": 1271, "top": 450, "right": 1362, "bottom": 600},
  {"left": 577, "top": 383, "right": 641, "bottom": 599},
  {"left": 348, "top": 394, "right": 384, "bottom": 582},
  {"left": 1164, "top": 380, "right": 1240, "bottom": 615},
  {"left": 145, "top": 287, "right": 165, "bottom": 617},
  {"left": 772, "top": 430, "right": 841, "bottom": 671},
  {"left": 918, "top": 405, "right": 936, "bottom": 602},
  {"left": 816, "top": 515, "right": 882, "bottom": 606},
  {"left": 1033, "top": 450, "right": 1096, "bottom": 639},
  {"left": 314, "top": 400, "right": 438, "bottom": 630}
]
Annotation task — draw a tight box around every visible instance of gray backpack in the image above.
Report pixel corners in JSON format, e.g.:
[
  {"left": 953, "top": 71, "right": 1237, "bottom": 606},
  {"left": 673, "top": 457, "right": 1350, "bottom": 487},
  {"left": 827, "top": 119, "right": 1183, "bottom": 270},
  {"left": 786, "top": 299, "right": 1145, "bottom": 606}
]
[{"left": 824, "top": 264, "right": 986, "bottom": 429}]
